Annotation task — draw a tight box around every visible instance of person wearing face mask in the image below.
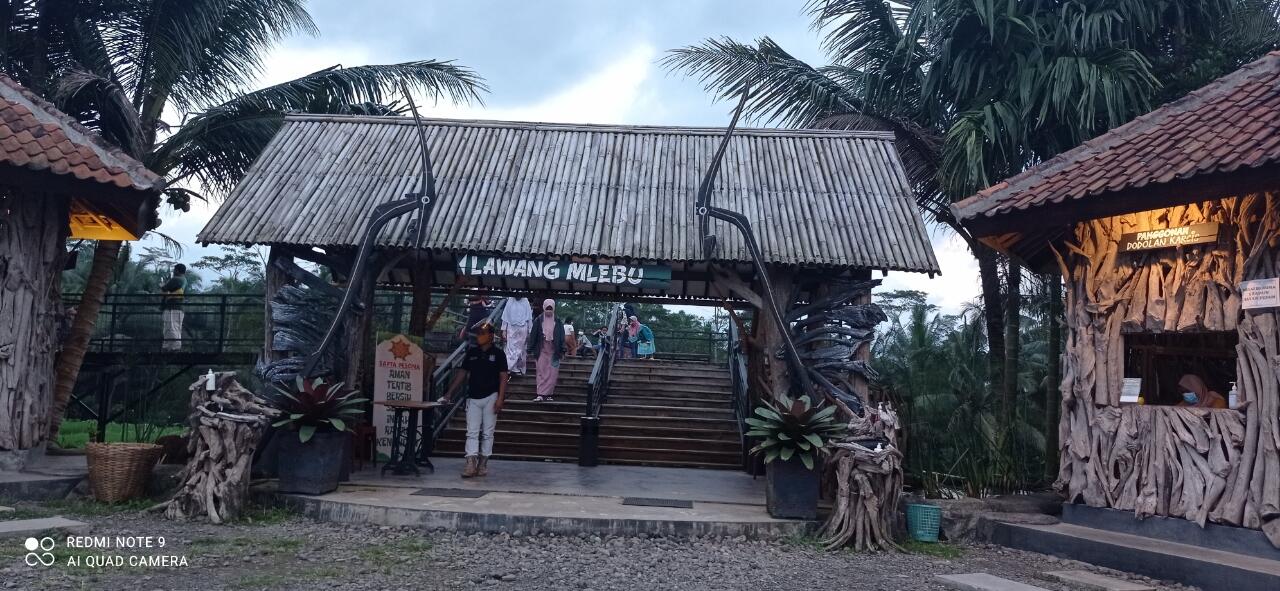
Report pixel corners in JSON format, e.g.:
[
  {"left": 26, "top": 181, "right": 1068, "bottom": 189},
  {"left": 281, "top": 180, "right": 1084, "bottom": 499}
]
[
  {"left": 1177, "top": 374, "right": 1228, "bottom": 409},
  {"left": 528, "top": 299, "right": 566, "bottom": 402},
  {"left": 441, "top": 322, "right": 508, "bottom": 478}
]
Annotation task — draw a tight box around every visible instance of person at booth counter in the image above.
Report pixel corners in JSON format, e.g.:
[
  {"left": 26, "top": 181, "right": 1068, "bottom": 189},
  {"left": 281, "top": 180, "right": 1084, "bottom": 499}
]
[
  {"left": 1177, "top": 374, "right": 1228, "bottom": 409},
  {"left": 440, "top": 322, "right": 508, "bottom": 478}
]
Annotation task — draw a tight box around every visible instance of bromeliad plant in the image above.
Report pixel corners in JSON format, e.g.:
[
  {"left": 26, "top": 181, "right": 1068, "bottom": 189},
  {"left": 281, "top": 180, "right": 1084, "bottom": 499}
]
[
  {"left": 746, "top": 393, "right": 847, "bottom": 470},
  {"left": 267, "top": 377, "right": 367, "bottom": 443}
]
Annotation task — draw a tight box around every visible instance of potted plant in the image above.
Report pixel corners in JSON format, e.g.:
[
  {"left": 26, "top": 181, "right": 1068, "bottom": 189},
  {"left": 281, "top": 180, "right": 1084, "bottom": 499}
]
[
  {"left": 746, "top": 393, "right": 846, "bottom": 519},
  {"left": 266, "top": 376, "right": 367, "bottom": 495}
]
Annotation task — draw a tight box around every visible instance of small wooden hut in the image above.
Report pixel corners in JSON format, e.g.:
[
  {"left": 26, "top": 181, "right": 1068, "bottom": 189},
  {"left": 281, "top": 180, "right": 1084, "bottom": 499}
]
[
  {"left": 0, "top": 76, "right": 159, "bottom": 466},
  {"left": 953, "top": 52, "right": 1280, "bottom": 545}
]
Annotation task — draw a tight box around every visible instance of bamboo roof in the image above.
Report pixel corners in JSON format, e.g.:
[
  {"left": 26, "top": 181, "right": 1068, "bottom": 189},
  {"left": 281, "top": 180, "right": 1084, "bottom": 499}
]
[{"left": 199, "top": 114, "right": 939, "bottom": 274}]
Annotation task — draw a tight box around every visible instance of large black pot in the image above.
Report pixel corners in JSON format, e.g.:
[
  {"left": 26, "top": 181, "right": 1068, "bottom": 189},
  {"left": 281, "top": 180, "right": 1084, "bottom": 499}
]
[
  {"left": 276, "top": 431, "right": 349, "bottom": 495},
  {"left": 766, "top": 455, "right": 820, "bottom": 519}
]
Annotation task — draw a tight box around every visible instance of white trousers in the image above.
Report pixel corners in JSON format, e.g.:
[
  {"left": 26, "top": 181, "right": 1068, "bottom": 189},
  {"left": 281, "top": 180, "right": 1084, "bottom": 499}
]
[
  {"left": 162, "top": 309, "right": 184, "bottom": 351},
  {"left": 465, "top": 392, "right": 498, "bottom": 457}
]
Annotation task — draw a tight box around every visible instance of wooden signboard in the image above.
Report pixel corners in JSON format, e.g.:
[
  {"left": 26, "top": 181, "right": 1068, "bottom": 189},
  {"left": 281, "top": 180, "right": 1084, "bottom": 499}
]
[
  {"left": 372, "top": 333, "right": 425, "bottom": 457},
  {"left": 1119, "top": 222, "right": 1218, "bottom": 252},
  {"left": 456, "top": 255, "right": 672, "bottom": 289}
]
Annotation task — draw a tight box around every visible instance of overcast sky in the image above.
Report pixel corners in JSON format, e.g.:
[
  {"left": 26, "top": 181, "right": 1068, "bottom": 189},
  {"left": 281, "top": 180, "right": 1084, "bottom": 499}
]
[{"left": 148, "top": 0, "right": 980, "bottom": 313}]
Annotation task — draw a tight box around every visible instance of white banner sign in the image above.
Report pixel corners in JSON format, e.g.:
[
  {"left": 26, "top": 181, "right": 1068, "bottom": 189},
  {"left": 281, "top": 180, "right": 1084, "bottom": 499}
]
[
  {"left": 1241, "top": 278, "right": 1280, "bottom": 310},
  {"left": 372, "top": 334, "right": 424, "bottom": 457}
]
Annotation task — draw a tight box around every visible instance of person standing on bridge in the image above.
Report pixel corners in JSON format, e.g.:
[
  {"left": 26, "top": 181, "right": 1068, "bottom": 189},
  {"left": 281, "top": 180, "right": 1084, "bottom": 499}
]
[
  {"left": 529, "top": 299, "right": 566, "bottom": 402},
  {"left": 160, "top": 263, "right": 187, "bottom": 351},
  {"left": 501, "top": 296, "right": 532, "bottom": 375}
]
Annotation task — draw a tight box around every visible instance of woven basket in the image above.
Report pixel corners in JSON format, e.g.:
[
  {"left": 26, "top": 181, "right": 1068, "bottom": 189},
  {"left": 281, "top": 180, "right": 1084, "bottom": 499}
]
[{"left": 85, "top": 442, "right": 163, "bottom": 503}]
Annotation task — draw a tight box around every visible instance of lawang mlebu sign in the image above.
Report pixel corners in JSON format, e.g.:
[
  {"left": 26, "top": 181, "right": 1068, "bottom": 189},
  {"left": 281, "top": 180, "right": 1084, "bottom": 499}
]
[
  {"left": 456, "top": 255, "right": 671, "bottom": 289},
  {"left": 1119, "top": 223, "right": 1219, "bottom": 252}
]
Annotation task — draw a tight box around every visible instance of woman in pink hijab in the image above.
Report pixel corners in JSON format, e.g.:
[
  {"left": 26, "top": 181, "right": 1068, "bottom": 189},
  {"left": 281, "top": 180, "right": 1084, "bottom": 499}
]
[{"left": 528, "top": 299, "right": 566, "bottom": 402}]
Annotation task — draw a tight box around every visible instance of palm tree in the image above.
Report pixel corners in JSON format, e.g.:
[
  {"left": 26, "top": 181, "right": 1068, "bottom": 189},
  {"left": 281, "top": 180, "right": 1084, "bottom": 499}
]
[
  {"left": 664, "top": 0, "right": 1277, "bottom": 449},
  {"left": 0, "top": 1, "right": 486, "bottom": 441}
]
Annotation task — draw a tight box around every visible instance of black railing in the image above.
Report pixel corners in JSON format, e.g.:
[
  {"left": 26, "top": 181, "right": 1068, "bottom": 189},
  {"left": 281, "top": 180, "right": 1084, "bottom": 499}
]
[
  {"left": 579, "top": 302, "right": 625, "bottom": 466},
  {"left": 62, "top": 293, "right": 265, "bottom": 355},
  {"left": 727, "top": 319, "right": 758, "bottom": 474}
]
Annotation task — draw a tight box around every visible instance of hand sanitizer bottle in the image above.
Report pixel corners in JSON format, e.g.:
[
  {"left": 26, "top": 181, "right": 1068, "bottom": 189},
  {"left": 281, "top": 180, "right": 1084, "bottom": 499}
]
[
  {"left": 1229, "top": 381, "right": 1238, "bottom": 409},
  {"left": 205, "top": 369, "right": 216, "bottom": 391}
]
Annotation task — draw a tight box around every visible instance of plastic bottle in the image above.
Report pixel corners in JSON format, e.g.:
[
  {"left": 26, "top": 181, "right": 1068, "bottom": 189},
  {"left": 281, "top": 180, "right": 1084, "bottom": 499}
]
[
  {"left": 205, "top": 369, "right": 216, "bottom": 391},
  {"left": 1229, "top": 381, "right": 1238, "bottom": 409}
]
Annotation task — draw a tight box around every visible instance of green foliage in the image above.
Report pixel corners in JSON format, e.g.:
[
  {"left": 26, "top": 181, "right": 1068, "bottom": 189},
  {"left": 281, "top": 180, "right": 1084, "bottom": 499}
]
[
  {"left": 267, "top": 377, "right": 366, "bottom": 442},
  {"left": 746, "top": 394, "right": 847, "bottom": 470},
  {"left": 192, "top": 246, "right": 267, "bottom": 293},
  {"left": 56, "top": 419, "right": 185, "bottom": 449},
  {"left": 901, "top": 539, "right": 965, "bottom": 558},
  {"left": 874, "top": 288, "right": 1054, "bottom": 496}
]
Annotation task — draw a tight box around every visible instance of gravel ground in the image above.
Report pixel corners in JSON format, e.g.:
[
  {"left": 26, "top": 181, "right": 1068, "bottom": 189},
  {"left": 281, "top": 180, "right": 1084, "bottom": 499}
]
[{"left": 0, "top": 499, "right": 1194, "bottom": 591}]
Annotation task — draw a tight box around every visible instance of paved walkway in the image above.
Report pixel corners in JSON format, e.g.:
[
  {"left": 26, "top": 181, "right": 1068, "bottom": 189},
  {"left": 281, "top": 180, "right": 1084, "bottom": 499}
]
[{"left": 350, "top": 458, "right": 765, "bottom": 505}]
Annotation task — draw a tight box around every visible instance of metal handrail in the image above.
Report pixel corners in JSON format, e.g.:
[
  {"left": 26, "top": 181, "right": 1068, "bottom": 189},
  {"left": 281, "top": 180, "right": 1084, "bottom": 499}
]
[
  {"left": 579, "top": 302, "right": 624, "bottom": 466},
  {"left": 428, "top": 298, "right": 508, "bottom": 444},
  {"left": 727, "top": 318, "right": 755, "bottom": 473}
]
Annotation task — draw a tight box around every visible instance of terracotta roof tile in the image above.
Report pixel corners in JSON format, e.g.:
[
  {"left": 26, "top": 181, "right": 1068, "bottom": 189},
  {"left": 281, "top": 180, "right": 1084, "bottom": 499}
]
[
  {"left": 0, "top": 75, "right": 159, "bottom": 193},
  {"left": 954, "top": 51, "right": 1280, "bottom": 224}
]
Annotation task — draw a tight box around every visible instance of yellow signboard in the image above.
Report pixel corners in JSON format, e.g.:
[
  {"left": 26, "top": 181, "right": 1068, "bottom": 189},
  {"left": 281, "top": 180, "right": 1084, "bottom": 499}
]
[{"left": 68, "top": 199, "right": 139, "bottom": 241}]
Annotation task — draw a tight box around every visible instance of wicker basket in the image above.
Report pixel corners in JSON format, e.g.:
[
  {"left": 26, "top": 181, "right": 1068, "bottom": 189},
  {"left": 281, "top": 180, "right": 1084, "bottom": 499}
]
[{"left": 85, "top": 442, "right": 163, "bottom": 503}]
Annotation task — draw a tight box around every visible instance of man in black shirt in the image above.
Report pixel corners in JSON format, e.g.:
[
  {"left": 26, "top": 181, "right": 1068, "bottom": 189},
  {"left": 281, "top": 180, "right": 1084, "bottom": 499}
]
[{"left": 441, "top": 322, "right": 508, "bottom": 478}]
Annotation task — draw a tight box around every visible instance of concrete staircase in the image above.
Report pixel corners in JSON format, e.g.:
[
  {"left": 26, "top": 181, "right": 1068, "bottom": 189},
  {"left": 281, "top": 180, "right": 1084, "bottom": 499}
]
[
  {"left": 434, "top": 358, "right": 742, "bottom": 469},
  {"left": 990, "top": 504, "right": 1280, "bottom": 591},
  {"left": 597, "top": 359, "right": 741, "bottom": 469}
]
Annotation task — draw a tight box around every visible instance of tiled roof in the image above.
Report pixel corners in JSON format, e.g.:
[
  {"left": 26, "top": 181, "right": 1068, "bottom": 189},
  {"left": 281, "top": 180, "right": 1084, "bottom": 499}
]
[
  {"left": 0, "top": 75, "right": 159, "bottom": 192},
  {"left": 953, "top": 50, "right": 1280, "bottom": 226}
]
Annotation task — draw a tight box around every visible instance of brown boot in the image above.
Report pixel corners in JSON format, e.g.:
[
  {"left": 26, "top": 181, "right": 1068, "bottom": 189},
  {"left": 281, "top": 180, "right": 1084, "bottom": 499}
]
[
  {"left": 461, "top": 455, "right": 478, "bottom": 478},
  {"left": 477, "top": 456, "right": 489, "bottom": 477}
]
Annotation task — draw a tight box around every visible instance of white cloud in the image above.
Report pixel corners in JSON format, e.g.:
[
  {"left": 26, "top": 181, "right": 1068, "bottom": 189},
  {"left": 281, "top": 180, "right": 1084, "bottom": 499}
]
[
  {"left": 877, "top": 227, "right": 981, "bottom": 313},
  {"left": 425, "top": 43, "right": 661, "bottom": 124}
]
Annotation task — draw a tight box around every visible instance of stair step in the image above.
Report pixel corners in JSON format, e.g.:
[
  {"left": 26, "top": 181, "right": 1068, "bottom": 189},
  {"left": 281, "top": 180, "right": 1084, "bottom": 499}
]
[
  {"left": 598, "top": 446, "right": 741, "bottom": 466},
  {"left": 1043, "top": 570, "right": 1154, "bottom": 591},
  {"left": 991, "top": 521, "right": 1280, "bottom": 591},
  {"left": 600, "top": 414, "right": 739, "bottom": 430},
  {"left": 602, "top": 404, "right": 737, "bottom": 420},
  {"left": 936, "top": 573, "right": 1050, "bottom": 591}
]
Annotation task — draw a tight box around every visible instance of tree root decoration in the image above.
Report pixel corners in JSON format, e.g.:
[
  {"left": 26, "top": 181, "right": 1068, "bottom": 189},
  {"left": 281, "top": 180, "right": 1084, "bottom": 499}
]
[
  {"left": 818, "top": 405, "right": 904, "bottom": 551},
  {"left": 159, "top": 372, "right": 277, "bottom": 524}
]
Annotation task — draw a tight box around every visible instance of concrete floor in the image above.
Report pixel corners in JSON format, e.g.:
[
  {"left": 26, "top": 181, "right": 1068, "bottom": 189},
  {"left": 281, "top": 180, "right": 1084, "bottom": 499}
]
[{"left": 348, "top": 457, "right": 766, "bottom": 505}]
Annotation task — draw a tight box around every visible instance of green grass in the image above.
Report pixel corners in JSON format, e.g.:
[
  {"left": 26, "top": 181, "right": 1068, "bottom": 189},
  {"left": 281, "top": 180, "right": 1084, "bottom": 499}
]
[
  {"left": 901, "top": 539, "right": 965, "bottom": 558},
  {"left": 41, "top": 497, "right": 154, "bottom": 517},
  {"left": 56, "top": 419, "right": 185, "bottom": 449},
  {"left": 228, "top": 565, "right": 343, "bottom": 589},
  {"left": 782, "top": 533, "right": 829, "bottom": 551},
  {"left": 231, "top": 502, "right": 297, "bottom": 526}
]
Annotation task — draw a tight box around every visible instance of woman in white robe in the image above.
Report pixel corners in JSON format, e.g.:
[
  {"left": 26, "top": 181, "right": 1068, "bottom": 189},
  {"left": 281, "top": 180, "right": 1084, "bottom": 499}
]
[{"left": 501, "top": 297, "right": 533, "bottom": 375}]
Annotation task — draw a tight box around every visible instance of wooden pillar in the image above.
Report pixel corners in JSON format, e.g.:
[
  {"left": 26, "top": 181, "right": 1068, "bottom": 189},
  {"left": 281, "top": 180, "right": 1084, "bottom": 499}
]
[
  {"left": 0, "top": 188, "right": 68, "bottom": 455},
  {"left": 262, "top": 247, "right": 290, "bottom": 364},
  {"left": 409, "top": 258, "right": 432, "bottom": 335}
]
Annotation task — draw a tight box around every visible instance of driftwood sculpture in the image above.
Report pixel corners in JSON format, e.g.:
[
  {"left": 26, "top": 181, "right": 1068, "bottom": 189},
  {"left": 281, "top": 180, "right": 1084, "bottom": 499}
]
[
  {"left": 819, "top": 405, "right": 903, "bottom": 551},
  {"left": 160, "top": 372, "right": 276, "bottom": 523},
  {"left": 695, "top": 86, "right": 897, "bottom": 549},
  {"left": 1056, "top": 194, "right": 1280, "bottom": 547}
]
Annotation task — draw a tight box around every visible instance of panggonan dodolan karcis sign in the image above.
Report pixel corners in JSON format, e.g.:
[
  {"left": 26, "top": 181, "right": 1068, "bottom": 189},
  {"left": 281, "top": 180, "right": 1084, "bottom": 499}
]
[{"left": 455, "top": 255, "right": 671, "bottom": 289}]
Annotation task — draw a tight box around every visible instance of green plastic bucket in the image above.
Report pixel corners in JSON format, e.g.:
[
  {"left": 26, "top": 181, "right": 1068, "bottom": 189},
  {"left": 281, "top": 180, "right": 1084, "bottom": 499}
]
[{"left": 906, "top": 503, "right": 942, "bottom": 542}]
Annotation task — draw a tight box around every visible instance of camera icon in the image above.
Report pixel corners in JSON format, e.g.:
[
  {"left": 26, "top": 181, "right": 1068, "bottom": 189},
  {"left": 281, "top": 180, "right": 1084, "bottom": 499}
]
[{"left": 23, "top": 537, "right": 55, "bottom": 567}]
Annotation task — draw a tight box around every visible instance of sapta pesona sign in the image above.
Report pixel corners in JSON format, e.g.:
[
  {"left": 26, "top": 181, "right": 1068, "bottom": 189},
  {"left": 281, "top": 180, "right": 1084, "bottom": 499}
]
[
  {"left": 455, "top": 255, "right": 671, "bottom": 289},
  {"left": 1119, "top": 222, "right": 1219, "bottom": 252}
]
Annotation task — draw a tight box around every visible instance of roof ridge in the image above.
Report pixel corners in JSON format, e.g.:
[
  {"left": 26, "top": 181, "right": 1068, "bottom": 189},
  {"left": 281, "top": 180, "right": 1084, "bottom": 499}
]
[{"left": 281, "top": 112, "right": 897, "bottom": 140}]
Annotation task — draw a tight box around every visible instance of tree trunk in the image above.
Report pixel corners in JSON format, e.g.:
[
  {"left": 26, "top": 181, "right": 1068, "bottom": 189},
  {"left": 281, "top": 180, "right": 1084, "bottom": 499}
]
[
  {"left": 48, "top": 240, "right": 121, "bottom": 442},
  {"left": 1003, "top": 261, "right": 1022, "bottom": 428},
  {"left": 0, "top": 189, "right": 67, "bottom": 457},
  {"left": 975, "top": 242, "right": 1006, "bottom": 402},
  {"left": 1044, "top": 272, "right": 1062, "bottom": 483}
]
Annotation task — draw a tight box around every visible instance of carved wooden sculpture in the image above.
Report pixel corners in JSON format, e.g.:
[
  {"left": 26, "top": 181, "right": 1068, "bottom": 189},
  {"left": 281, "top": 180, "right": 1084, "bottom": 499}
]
[
  {"left": 695, "top": 86, "right": 897, "bottom": 550},
  {"left": 160, "top": 372, "right": 276, "bottom": 523}
]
